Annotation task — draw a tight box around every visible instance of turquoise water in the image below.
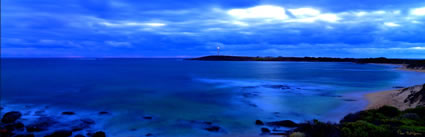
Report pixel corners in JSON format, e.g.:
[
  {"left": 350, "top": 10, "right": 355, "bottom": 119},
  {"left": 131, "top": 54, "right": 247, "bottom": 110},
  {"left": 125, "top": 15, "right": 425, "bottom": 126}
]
[{"left": 2, "top": 59, "right": 425, "bottom": 136}]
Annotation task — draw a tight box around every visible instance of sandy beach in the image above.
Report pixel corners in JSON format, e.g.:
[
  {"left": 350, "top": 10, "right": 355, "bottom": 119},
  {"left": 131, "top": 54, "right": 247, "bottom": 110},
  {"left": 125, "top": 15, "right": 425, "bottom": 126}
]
[
  {"left": 366, "top": 89, "right": 404, "bottom": 110},
  {"left": 366, "top": 83, "right": 425, "bottom": 110}
]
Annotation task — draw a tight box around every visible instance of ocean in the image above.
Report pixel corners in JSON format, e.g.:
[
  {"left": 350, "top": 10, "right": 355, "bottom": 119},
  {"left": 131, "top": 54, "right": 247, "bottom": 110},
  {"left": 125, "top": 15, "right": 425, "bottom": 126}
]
[{"left": 2, "top": 58, "right": 425, "bottom": 137}]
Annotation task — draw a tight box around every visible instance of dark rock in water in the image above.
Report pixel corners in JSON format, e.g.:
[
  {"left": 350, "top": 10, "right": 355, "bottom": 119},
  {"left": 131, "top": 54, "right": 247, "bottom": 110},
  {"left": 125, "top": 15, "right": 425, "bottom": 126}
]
[
  {"left": 71, "top": 119, "right": 95, "bottom": 132},
  {"left": 92, "top": 131, "right": 106, "bottom": 137},
  {"left": 263, "top": 85, "right": 290, "bottom": 90},
  {"left": 26, "top": 125, "right": 44, "bottom": 132},
  {"left": 261, "top": 128, "right": 271, "bottom": 134},
  {"left": 255, "top": 120, "right": 264, "bottom": 125},
  {"left": 145, "top": 133, "right": 153, "bottom": 136},
  {"left": 143, "top": 116, "right": 153, "bottom": 120},
  {"left": 2, "top": 111, "right": 22, "bottom": 123},
  {"left": 62, "top": 112, "right": 76, "bottom": 115},
  {"left": 3, "top": 122, "right": 25, "bottom": 131},
  {"left": 45, "top": 130, "right": 72, "bottom": 137},
  {"left": 26, "top": 117, "right": 57, "bottom": 132},
  {"left": 15, "top": 122, "right": 25, "bottom": 129},
  {"left": 98, "top": 112, "right": 109, "bottom": 115},
  {"left": 266, "top": 120, "right": 298, "bottom": 127},
  {"left": 204, "top": 126, "right": 221, "bottom": 132},
  {"left": 74, "top": 134, "right": 85, "bottom": 137},
  {"left": 203, "top": 121, "right": 213, "bottom": 125},
  {"left": 343, "top": 99, "right": 357, "bottom": 102},
  {"left": 15, "top": 134, "right": 35, "bottom": 137}
]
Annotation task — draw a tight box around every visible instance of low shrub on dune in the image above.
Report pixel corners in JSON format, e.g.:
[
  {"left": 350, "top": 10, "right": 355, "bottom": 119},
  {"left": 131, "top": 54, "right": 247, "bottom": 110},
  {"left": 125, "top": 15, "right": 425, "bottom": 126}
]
[{"left": 292, "top": 106, "right": 425, "bottom": 137}]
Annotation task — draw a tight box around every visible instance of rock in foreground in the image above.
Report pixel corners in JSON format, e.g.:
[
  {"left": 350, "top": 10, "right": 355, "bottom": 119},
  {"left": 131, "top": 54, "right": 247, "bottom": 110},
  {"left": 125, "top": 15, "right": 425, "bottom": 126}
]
[
  {"left": 266, "top": 120, "right": 298, "bottom": 127},
  {"left": 2, "top": 111, "right": 22, "bottom": 123}
]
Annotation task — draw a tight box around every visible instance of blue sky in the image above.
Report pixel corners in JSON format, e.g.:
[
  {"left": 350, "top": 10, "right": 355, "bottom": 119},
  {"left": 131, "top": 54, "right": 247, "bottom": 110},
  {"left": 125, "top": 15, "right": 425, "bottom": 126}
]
[{"left": 2, "top": 0, "right": 425, "bottom": 58}]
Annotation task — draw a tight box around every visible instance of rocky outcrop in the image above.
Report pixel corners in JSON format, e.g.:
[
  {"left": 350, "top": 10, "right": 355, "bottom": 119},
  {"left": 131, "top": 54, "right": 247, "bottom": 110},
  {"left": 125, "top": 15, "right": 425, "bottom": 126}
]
[
  {"left": 266, "top": 120, "right": 298, "bottom": 127},
  {"left": 45, "top": 130, "right": 72, "bottom": 137},
  {"left": 91, "top": 131, "right": 106, "bottom": 137},
  {"left": 1, "top": 110, "right": 105, "bottom": 137},
  {"left": 255, "top": 120, "right": 264, "bottom": 125},
  {"left": 61, "top": 112, "right": 76, "bottom": 115},
  {"left": 261, "top": 128, "right": 271, "bottom": 134},
  {"left": 204, "top": 126, "right": 221, "bottom": 132},
  {"left": 1, "top": 111, "right": 22, "bottom": 123}
]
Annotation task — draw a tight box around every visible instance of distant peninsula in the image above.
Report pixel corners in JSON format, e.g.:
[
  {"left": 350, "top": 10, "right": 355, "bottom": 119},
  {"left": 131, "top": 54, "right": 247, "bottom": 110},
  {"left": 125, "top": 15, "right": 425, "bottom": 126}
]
[{"left": 190, "top": 55, "right": 425, "bottom": 71}]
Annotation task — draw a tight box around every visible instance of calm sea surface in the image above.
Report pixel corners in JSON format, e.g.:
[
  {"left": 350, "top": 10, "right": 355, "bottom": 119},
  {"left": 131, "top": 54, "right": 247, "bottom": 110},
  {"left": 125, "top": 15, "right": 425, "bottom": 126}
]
[{"left": 2, "top": 58, "right": 425, "bottom": 136}]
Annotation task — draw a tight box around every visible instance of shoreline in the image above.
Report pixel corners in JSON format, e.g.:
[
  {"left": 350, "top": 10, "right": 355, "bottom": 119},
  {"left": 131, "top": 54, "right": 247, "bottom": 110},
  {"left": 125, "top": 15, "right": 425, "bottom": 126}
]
[
  {"left": 365, "top": 83, "right": 425, "bottom": 111},
  {"left": 361, "top": 63, "right": 425, "bottom": 73},
  {"left": 193, "top": 55, "right": 425, "bottom": 73},
  {"left": 365, "top": 63, "right": 425, "bottom": 110},
  {"left": 365, "top": 89, "right": 401, "bottom": 110},
  {"left": 398, "top": 65, "right": 425, "bottom": 73}
]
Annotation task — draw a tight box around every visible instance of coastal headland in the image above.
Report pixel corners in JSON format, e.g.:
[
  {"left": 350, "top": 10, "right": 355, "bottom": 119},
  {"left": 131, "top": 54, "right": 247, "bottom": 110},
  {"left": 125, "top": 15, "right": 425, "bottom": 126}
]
[{"left": 190, "top": 55, "right": 425, "bottom": 72}]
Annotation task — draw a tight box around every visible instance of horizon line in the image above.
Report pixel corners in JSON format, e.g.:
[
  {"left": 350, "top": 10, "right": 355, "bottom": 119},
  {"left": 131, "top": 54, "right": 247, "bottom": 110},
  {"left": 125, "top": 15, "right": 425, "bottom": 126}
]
[{"left": 1, "top": 55, "right": 425, "bottom": 60}]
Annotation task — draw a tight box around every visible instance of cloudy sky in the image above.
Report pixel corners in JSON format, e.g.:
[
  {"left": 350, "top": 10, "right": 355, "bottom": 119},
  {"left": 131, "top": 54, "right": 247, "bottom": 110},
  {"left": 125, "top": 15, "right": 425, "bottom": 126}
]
[{"left": 2, "top": 0, "right": 425, "bottom": 58}]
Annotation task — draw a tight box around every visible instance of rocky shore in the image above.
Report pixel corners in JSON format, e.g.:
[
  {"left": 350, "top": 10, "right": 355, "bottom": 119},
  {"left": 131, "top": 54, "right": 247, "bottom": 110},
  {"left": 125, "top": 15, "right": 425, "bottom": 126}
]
[{"left": 0, "top": 110, "right": 107, "bottom": 137}]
